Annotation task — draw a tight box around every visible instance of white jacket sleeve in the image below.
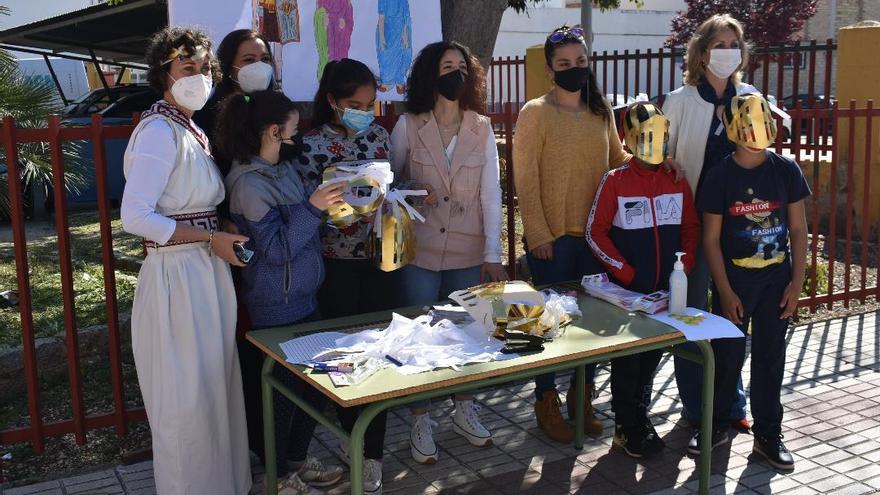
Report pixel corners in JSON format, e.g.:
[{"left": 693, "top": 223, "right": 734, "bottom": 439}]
[
  {"left": 120, "top": 120, "right": 178, "bottom": 245},
  {"left": 480, "top": 124, "right": 503, "bottom": 264},
  {"left": 389, "top": 117, "right": 409, "bottom": 178}
]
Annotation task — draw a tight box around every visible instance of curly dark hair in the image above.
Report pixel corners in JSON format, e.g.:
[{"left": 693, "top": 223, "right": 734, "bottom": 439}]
[
  {"left": 145, "top": 26, "right": 220, "bottom": 95},
  {"left": 215, "top": 90, "right": 299, "bottom": 164},
  {"left": 404, "top": 41, "right": 487, "bottom": 115},
  {"left": 215, "top": 29, "right": 277, "bottom": 99}
]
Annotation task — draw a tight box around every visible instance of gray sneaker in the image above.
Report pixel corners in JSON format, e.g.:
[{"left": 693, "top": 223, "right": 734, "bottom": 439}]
[
  {"left": 287, "top": 456, "right": 344, "bottom": 487},
  {"left": 277, "top": 472, "right": 323, "bottom": 495}
]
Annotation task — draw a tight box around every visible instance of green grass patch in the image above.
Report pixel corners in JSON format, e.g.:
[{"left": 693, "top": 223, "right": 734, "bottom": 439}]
[{"left": 0, "top": 210, "right": 141, "bottom": 349}]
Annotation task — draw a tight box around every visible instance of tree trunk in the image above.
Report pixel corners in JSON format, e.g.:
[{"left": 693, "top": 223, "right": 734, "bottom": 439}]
[{"left": 440, "top": 0, "right": 510, "bottom": 70}]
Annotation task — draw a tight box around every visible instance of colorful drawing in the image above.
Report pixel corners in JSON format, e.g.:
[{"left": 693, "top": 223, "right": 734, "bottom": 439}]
[
  {"left": 670, "top": 313, "right": 708, "bottom": 326},
  {"left": 279, "top": 0, "right": 301, "bottom": 43},
  {"left": 315, "top": 0, "right": 353, "bottom": 79},
  {"left": 376, "top": 0, "right": 412, "bottom": 95},
  {"left": 255, "top": 0, "right": 281, "bottom": 42}
]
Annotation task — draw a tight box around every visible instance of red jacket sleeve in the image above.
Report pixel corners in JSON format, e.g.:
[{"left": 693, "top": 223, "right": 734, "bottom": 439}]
[
  {"left": 680, "top": 181, "right": 700, "bottom": 273},
  {"left": 586, "top": 171, "right": 636, "bottom": 285}
]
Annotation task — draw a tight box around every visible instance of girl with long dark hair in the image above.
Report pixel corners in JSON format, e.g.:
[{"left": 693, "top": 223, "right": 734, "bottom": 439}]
[
  {"left": 218, "top": 89, "right": 346, "bottom": 494},
  {"left": 512, "top": 25, "right": 630, "bottom": 445}
]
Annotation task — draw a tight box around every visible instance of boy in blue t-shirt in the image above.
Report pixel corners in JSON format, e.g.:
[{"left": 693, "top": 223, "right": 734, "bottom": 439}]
[{"left": 688, "top": 93, "right": 810, "bottom": 470}]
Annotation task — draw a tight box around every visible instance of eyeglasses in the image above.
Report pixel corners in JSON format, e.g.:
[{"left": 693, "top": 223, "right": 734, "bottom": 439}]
[{"left": 549, "top": 26, "right": 585, "bottom": 43}]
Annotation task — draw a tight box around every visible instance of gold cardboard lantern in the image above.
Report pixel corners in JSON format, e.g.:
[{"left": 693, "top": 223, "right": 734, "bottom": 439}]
[
  {"left": 623, "top": 102, "right": 669, "bottom": 165},
  {"left": 723, "top": 93, "right": 778, "bottom": 150},
  {"left": 368, "top": 189, "right": 427, "bottom": 272}
]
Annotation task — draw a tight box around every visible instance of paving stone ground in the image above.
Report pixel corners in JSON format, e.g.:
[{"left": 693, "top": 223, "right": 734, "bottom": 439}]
[{"left": 4, "top": 310, "right": 880, "bottom": 495}]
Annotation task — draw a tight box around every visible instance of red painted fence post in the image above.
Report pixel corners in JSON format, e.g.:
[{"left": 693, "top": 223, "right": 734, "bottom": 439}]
[{"left": 2, "top": 116, "right": 45, "bottom": 453}]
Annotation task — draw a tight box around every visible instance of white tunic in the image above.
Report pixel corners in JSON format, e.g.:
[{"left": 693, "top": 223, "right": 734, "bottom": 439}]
[{"left": 121, "top": 114, "right": 251, "bottom": 495}]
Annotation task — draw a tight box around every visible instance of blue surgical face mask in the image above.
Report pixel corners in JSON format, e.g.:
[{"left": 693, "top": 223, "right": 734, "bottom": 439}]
[{"left": 336, "top": 105, "right": 374, "bottom": 133}]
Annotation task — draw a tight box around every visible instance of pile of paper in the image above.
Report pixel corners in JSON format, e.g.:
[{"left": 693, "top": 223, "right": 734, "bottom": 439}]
[{"left": 580, "top": 273, "right": 668, "bottom": 314}]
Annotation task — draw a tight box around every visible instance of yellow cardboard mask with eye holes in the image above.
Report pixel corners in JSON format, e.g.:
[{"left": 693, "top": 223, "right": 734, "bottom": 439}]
[
  {"left": 723, "top": 93, "right": 778, "bottom": 149},
  {"left": 623, "top": 102, "right": 669, "bottom": 165}
]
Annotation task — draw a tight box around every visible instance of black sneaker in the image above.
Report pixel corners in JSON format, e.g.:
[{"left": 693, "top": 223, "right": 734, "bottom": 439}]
[
  {"left": 614, "top": 424, "right": 648, "bottom": 458},
  {"left": 686, "top": 428, "right": 729, "bottom": 456},
  {"left": 643, "top": 420, "right": 665, "bottom": 455},
  {"left": 753, "top": 434, "right": 795, "bottom": 471}
]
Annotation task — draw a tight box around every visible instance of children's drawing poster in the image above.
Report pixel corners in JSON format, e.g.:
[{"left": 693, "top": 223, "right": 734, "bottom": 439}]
[{"left": 168, "top": 0, "right": 442, "bottom": 102}]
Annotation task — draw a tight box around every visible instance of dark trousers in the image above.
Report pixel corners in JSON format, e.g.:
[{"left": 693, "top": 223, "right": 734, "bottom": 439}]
[
  {"left": 252, "top": 313, "right": 326, "bottom": 475},
  {"left": 525, "top": 235, "right": 602, "bottom": 398},
  {"left": 611, "top": 350, "right": 663, "bottom": 428},
  {"left": 319, "top": 257, "right": 400, "bottom": 319},
  {"left": 319, "top": 256, "right": 394, "bottom": 459},
  {"left": 711, "top": 279, "right": 789, "bottom": 438}
]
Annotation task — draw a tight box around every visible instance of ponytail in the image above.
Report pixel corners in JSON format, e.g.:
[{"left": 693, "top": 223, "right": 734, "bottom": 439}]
[{"left": 216, "top": 89, "right": 298, "bottom": 165}]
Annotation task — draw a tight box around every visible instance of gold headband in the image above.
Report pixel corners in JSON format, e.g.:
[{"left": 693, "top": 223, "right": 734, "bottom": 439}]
[{"left": 161, "top": 44, "right": 208, "bottom": 67}]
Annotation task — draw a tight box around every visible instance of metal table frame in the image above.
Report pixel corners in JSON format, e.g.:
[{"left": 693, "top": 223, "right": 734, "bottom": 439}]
[{"left": 252, "top": 331, "right": 715, "bottom": 495}]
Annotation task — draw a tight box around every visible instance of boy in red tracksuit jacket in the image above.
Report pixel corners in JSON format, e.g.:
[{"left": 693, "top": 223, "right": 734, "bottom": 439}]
[{"left": 586, "top": 101, "right": 700, "bottom": 458}]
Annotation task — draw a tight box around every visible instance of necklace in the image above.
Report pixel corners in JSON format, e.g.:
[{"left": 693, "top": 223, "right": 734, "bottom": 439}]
[
  {"left": 432, "top": 110, "right": 461, "bottom": 168},
  {"left": 552, "top": 89, "right": 584, "bottom": 120}
]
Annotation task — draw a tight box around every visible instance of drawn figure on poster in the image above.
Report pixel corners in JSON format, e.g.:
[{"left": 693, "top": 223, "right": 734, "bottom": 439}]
[
  {"left": 315, "top": 0, "right": 353, "bottom": 79},
  {"left": 279, "top": 0, "right": 301, "bottom": 43},
  {"left": 376, "top": 0, "right": 412, "bottom": 95}
]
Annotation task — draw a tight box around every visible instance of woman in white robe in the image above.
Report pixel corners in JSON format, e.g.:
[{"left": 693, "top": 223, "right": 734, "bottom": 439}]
[{"left": 121, "top": 26, "right": 252, "bottom": 495}]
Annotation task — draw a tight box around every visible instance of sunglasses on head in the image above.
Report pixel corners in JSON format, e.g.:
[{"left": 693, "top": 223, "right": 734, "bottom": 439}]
[{"left": 549, "top": 26, "right": 585, "bottom": 43}]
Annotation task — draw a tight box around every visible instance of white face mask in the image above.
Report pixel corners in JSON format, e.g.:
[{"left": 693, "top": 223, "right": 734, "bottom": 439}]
[
  {"left": 234, "top": 61, "right": 274, "bottom": 93},
  {"left": 707, "top": 48, "right": 742, "bottom": 80},
  {"left": 169, "top": 73, "right": 213, "bottom": 112}
]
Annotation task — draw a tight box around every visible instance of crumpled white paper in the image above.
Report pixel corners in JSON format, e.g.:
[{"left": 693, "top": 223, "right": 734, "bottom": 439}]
[{"left": 325, "top": 313, "right": 513, "bottom": 375}]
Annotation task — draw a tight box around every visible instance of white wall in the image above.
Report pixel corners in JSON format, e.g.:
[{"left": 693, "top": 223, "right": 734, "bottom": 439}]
[
  {"left": 494, "top": 0, "right": 686, "bottom": 58},
  {"left": 488, "top": 0, "right": 686, "bottom": 104}
]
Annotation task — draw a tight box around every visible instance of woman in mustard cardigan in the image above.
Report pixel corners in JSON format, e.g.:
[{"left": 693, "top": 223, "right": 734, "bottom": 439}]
[
  {"left": 512, "top": 25, "right": 630, "bottom": 444},
  {"left": 390, "top": 40, "right": 505, "bottom": 465}
]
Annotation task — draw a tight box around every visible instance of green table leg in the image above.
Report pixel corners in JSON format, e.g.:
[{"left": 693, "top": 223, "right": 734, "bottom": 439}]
[
  {"left": 695, "top": 340, "right": 715, "bottom": 495},
  {"left": 261, "top": 357, "right": 278, "bottom": 495},
  {"left": 347, "top": 401, "right": 387, "bottom": 495},
  {"left": 574, "top": 364, "right": 585, "bottom": 450}
]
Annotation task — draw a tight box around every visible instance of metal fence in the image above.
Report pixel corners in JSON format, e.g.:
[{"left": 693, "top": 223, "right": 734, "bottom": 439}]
[{"left": 1, "top": 42, "right": 876, "bottom": 460}]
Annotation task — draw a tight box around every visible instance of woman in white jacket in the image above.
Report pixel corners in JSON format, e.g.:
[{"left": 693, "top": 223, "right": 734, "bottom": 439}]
[{"left": 663, "top": 14, "right": 754, "bottom": 431}]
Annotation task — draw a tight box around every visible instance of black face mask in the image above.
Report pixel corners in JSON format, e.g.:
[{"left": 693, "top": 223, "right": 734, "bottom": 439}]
[
  {"left": 554, "top": 66, "right": 591, "bottom": 93},
  {"left": 279, "top": 136, "right": 302, "bottom": 162},
  {"left": 437, "top": 69, "right": 466, "bottom": 101}
]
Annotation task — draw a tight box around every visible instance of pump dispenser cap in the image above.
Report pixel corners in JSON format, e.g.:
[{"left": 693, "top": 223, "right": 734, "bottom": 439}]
[{"left": 674, "top": 251, "right": 685, "bottom": 271}]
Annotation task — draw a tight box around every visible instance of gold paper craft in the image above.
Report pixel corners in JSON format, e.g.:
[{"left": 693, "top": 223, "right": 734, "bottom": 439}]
[
  {"left": 368, "top": 202, "right": 417, "bottom": 272},
  {"left": 322, "top": 167, "right": 386, "bottom": 227}
]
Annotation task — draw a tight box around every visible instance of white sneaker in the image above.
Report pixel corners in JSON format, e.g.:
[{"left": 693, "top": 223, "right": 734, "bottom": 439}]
[
  {"left": 410, "top": 413, "right": 439, "bottom": 464},
  {"left": 452, "top": 400, "right": 493, "bottom": 447},
  {"left": 363, "top": 458, "right": 383, "bottom": 495},
  {"left": 287, "top": 456, "right": 344, "bottom": 487},
  {"left": 277, "top": 472, "right": 324, "bottom": 495}
]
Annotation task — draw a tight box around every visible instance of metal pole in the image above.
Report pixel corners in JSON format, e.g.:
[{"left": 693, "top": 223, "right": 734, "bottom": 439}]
[
  {"left": 695, "top": 340, "right": 715, "bottom": 495},
  {"left": 581, "top": 1, "right": 593, "bottom": 55},
  {"left": 261, "top": 358, "right": 278, "bottom": 495},
  {"left": 88, "top": 49, "right": 112, "bottom": 100},
  {"left": 42, "top": 55, "right": 69, "bottom": 106}
]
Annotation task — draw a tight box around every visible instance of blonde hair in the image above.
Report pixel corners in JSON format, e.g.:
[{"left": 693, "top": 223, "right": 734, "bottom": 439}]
[{"left": 683, "top": 14, "right": 749, "bottom": 86}]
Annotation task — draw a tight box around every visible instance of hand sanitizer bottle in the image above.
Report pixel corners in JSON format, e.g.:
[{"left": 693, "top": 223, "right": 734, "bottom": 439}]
[{"left": 669, "top": 252, "right": 687, "bottom": 315}]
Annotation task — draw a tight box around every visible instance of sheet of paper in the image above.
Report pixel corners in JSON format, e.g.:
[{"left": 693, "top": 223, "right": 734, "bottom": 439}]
[
  {"left": 279, "top": 331, "right": 351, "bottom": 364},
  {"left": 647, "top": 308, "right": 744, "bottom": 341}
]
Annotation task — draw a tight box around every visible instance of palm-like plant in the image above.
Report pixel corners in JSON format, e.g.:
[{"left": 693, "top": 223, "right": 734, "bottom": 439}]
[{"left": 0, "top": 5, "right": 88, "bottom": 217}]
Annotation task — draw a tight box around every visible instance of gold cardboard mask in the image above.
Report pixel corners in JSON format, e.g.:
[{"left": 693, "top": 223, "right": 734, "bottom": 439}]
[
  {"left": 368, "top": 202, "right": 416, "bottom": 272},
  {"left": 322, "top": 165, "right": 387, "bottom": 227},
  {"left": 469, "top": 281, "right": 551, "bottom": 337},
  {"left": 724, "top": 93, "right": 777, "bottom": 149},
  {"left": 623, "top": 102, "right": 669, "bottom": 165}
]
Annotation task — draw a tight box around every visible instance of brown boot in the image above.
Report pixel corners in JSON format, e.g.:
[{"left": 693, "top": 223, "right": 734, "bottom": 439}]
[
  {"left": 535, "top": 390, "right": 574, "bottom": 443},
  {"left": 566, "top": 384, "right": 604, "bottom": 436}
]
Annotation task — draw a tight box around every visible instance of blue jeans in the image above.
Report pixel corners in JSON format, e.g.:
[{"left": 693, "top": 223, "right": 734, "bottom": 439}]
[
  {"left": 525, "top": 235, "right": 601, "bottom": 398},
  {"left": 400, "top": 263, "right": 482, "bottom": 408},
  {"left": 674, "top": 246, "right": 747, "bottom": 421},
  {"left": 399, "top": 264, "right": 482, "bottom": 307}
]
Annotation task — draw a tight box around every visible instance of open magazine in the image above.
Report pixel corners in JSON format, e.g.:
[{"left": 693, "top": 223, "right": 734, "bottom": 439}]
[{"left": 580, "top": 273, "right": 668, "bottom": 314}]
